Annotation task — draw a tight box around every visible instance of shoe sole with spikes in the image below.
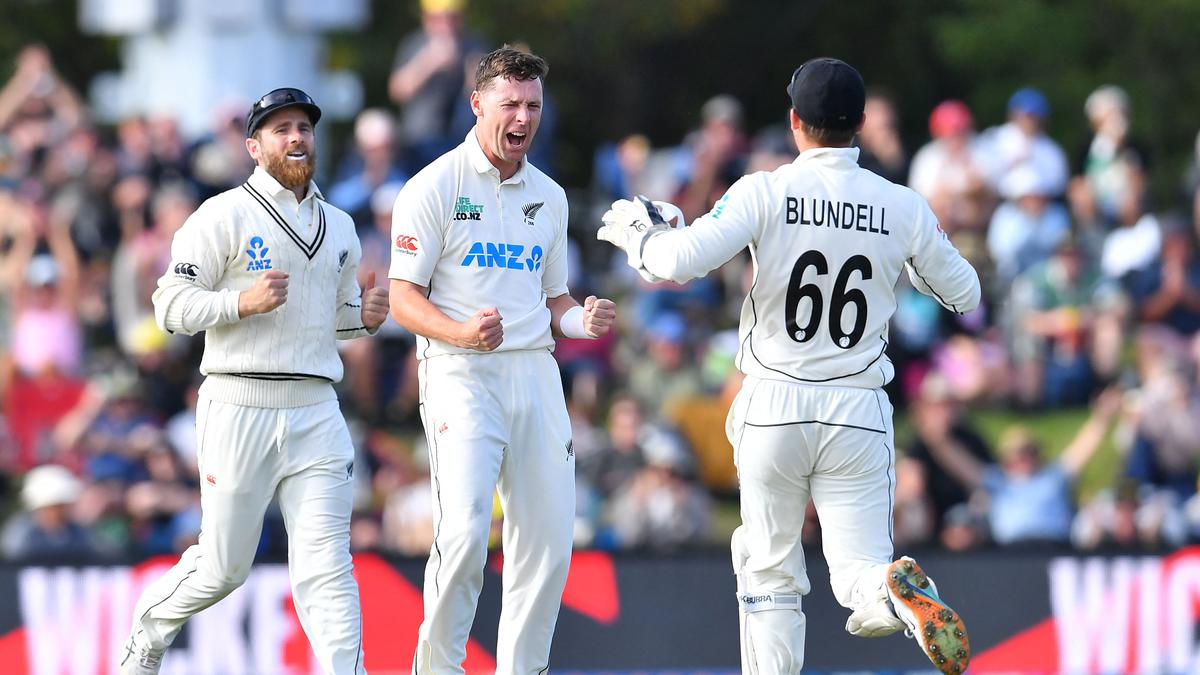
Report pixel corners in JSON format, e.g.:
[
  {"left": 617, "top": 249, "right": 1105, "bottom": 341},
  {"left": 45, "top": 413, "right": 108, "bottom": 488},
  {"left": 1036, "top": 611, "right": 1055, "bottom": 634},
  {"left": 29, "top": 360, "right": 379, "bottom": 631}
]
[{"left": 885, "top": 557, "right": 970, "bottom": 675}]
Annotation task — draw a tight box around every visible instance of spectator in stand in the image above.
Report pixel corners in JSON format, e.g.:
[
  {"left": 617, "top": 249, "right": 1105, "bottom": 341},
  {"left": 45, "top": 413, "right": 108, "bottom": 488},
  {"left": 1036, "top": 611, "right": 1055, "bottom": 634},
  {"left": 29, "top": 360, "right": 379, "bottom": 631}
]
[
  {"left": 188, "top": 104, "right": 255, "bottom": 199},
  {"left": 982, "top": 87, "right": 1069, "bottom": 198},
  {"left": 1122, "top": 326, "right": 1200, "bottom": 500},
  {"left": 664, "top": 330, "right": 743, "bottom": 495},
  {"left": 8, "top": 207, "right": 82, "bottom": 379},
  {"left": 603, "top": 424, "right": 711, "bottom": 551},
  {"left": 1100, "top": 176, "right": 1161, "bottom": 286},
  {"left": 328, "top": 108, "right": 408, "bottom": 227},
  {"left": 0, "top": 464, "right": 97, "bottom": 560},
  {"left": 3, "top": 198, "right": 88, "bottom": 470},
  {"left": 1128, "top": 221, "right": 1200, "bottom": 335},
  {"left": 626, "top": 312, "right": 704, "bottom": 417},
  {"left": 908, "top": 100, "right": 994, "bottom": 237},
  {"left": 1077, "top": 85, "right": 1147, "bottom": 226},
  {"left": 892, "top": 455, "right": 935, "bottom": 548},
  {"left": 904, "top": 374, "right": 993, "bottom": 535},
  {"left": 380, "top": 469, "right": 435, "bottom": 556},
  {"left": 856, "top": 91, "right": 908, "bottom": 184},
  {"left": 745, "top": 123, "right": 798, "bottom": 173},
  {"left": 929, "top": 331, "right": 1011, "bottom": 405},
  {"left": 1072, "top": 477, "right": 1187, "bottom": 551},
  {"left": 339, "top": 183, "right": 416, "bottom": 422},
  {"left": 388, "top": 0, "right": 484, "bottom": 172},
  {"left": 0, "top": 45, "right": 85, "bottom": 176},
  {"left": 147, "top": 116, "right": 190, "bottom": 183},
  {"left": 577, "top": 394, "right": 647, "bottom": 501},
  {"left": 924, "top": 388, "right": 1122, "bottom": 545},
  {"left": 52, "top": 368, "right": 158, "bottom": 486},
  {"left": 123, "top": 428, "right": 200, "bottom": 555},
  {"left": 360, "top": 429, "right": 429, "bottom": 554},
  {"left": 593, "top": 133, "right": 653, "bottom": 202},
  {"left": 1010, "top": 236, "right": 1122, "bottom": 407},
  {"left": 987, "top": 164, "right": 1071, "bottom": 289},
  {"left": 42, "top": 125, "right": 115, "bottom": 257},
  {"left": 110, "top": 182, "right": 195, "bottom": 357},
  {"left": 674, "top": 94, "right": 750, "bottom": 222}
]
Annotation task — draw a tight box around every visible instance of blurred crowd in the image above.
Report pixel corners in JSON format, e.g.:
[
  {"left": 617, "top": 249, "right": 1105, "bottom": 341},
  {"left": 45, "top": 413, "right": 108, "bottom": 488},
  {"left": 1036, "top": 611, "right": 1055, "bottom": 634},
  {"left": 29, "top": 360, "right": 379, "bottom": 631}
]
[{"left": 1, "top": 0, "right": 1199, "bottom": 563}]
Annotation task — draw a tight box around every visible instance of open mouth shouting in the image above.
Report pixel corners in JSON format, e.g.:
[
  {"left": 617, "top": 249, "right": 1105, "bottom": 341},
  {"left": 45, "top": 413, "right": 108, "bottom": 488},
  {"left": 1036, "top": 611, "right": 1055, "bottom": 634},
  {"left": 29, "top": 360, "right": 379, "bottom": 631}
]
[
  {"left": 504, "top": 130, "right": 528, "bottom": 153},
  {"left": 285, "top": 148, "right": 310, "bottom": 161}
]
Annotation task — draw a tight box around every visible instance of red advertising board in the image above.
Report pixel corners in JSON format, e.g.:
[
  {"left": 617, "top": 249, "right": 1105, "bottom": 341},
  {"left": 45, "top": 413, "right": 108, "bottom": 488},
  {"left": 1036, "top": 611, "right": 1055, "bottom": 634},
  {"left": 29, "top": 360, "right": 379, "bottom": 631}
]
[{"left": 3, "top": 548, "right": 1199, "bottom": 673}]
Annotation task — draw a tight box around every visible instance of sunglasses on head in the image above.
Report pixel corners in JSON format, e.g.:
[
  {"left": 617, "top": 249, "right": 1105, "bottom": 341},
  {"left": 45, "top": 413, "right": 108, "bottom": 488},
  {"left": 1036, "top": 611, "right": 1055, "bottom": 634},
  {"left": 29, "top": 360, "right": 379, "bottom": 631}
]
[{"left": 253, "top": 88, "right": 315, "bottom": 112}]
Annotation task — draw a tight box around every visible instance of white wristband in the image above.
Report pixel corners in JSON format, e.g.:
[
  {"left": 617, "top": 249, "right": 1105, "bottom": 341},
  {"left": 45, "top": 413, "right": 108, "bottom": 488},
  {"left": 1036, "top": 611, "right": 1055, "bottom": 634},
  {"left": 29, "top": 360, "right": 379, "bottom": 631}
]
[{"left": 559, "top": 305, "right": 590, "bottom": 339}]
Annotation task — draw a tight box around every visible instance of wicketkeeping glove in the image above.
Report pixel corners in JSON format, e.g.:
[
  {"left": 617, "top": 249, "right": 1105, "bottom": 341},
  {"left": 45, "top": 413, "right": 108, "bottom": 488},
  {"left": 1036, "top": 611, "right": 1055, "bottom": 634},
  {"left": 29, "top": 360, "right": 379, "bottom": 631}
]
[{"left": 597, "top": 196, "right": 685, "bottom": 282}]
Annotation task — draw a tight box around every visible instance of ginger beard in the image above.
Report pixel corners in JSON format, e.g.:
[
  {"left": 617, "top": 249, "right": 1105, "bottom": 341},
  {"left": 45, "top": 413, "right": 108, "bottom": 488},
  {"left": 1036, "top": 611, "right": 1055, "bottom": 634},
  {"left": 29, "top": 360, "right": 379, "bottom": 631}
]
[{"left": 262, "top": 141, "right": 316, "bottom": 191}]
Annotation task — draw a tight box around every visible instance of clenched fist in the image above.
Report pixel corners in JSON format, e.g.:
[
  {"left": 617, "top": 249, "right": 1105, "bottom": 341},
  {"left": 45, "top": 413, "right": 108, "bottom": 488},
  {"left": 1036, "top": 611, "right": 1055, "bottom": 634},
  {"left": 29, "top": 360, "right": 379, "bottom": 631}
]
[
  {"left": 458, "top": 307, "right": 504, "bottom": 352},
  {"left": 239, "top": 270, "right": 288, "bottom": 317},
  {"left": 582, "top": 295, "right": 616, "bottom": 338},
  {"left": 361, "top": 271, "right": 389, "bottom": 330}
]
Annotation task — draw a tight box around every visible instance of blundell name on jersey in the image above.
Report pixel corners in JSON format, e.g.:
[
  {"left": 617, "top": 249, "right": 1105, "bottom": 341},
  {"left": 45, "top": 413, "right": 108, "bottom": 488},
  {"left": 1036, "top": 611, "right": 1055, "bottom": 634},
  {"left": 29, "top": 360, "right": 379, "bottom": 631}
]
[{"left": 785, "top": 196, "right": 890, "bottom": 236}]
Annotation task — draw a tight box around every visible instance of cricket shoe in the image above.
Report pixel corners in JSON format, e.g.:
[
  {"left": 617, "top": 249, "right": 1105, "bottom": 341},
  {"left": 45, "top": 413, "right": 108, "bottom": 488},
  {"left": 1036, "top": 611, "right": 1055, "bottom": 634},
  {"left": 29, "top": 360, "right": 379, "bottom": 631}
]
[
  {"left": 885, "top": 556, "right": 970, "bottom": 675},
  {"left": 118, "top": 637, "right": 164, "bottom": 675}
]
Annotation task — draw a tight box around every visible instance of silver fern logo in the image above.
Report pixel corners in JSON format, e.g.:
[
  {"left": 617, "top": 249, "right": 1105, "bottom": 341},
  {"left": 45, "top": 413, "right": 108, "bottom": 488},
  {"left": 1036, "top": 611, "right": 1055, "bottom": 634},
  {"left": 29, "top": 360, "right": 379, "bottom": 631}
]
[{"left": 522, "top": 202, "right": 544, "bottom": 227}]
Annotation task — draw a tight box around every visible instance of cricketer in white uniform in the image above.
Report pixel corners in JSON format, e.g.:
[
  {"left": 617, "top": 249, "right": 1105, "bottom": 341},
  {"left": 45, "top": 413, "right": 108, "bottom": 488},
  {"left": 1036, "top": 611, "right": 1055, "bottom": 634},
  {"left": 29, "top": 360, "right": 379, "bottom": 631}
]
[
  {"left": 119, "top": 88, "right": 388, "bottom": 675},
  {"left": 598, "top": 58, "right": 980, "bottom": 675},
  {"left": 388, "top": 46, "right": 616, "bottom": 675}
]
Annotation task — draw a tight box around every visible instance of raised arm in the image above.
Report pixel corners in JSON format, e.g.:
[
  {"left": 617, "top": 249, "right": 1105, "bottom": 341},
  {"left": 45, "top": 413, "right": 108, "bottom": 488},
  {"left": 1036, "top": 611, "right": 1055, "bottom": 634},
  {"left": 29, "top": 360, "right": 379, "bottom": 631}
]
[
  {"left": 1059, "top": 387, "right": 1123, "bottom": 478},
  {"left": 599, "top": 177, "right": 762, "bottom": 284},
  {"left": 914, "top": 410, "right": 987, "bottom": 490}
]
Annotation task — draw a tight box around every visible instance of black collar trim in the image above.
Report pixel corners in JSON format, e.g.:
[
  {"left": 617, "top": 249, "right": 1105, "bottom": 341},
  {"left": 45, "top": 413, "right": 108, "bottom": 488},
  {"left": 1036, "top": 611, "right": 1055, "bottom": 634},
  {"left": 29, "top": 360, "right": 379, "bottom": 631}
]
[{"left": 241, "top": 183, "right": 326, "bottom": 260}]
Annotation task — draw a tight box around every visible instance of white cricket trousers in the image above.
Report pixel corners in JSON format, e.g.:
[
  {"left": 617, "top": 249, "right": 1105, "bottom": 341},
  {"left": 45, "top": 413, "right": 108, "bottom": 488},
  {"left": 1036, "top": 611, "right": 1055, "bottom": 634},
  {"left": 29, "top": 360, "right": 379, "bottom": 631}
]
[
  {"left": 126, "top": 395, "right": 365, "bottom": 675},
  {"left": 413, "top": 349, "right": 574, "bottom": 675},
  {"left": 727, "top": 377, "right": 896, "bottom": 674}
]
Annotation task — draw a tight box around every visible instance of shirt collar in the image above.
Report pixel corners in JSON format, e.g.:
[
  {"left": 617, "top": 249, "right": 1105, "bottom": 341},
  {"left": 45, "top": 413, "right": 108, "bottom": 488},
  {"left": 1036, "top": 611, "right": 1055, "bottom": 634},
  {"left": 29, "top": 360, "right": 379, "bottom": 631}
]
[
  {"left": 465, "top": 128, "right": 527, "bottom": 185},
  {"left": 248, "top": 166, "right": 324, "bottom": 204},
  {"left": 793, "top": 146, "right": 861, "bottom": 167}
]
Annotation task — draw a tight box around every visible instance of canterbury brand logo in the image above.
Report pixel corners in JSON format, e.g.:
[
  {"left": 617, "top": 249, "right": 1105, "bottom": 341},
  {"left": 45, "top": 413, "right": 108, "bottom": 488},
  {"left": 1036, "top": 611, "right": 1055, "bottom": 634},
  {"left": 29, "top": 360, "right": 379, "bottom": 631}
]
[
  {"left": 395, "top": 235, "right": 419, "bottom": 255},
  {"left": 173, "top": 262, "right": 198, "bottom": 278},
  {"left": 522, "top": 202, "right": 544, "bottom": 226}
]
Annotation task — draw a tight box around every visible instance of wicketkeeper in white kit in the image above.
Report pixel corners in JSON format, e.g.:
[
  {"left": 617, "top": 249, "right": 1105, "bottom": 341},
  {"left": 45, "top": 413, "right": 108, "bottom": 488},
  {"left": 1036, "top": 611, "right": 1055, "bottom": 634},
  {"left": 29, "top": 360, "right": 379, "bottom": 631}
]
[
  {"left": 598, "top": 58, "right": 979, "bottom": 675},
  {"left": 388, "top": 46, "right": 616, "bottom": 674},
  {"left": 119, "top": 88, "right": 387, "bottom": 675}
]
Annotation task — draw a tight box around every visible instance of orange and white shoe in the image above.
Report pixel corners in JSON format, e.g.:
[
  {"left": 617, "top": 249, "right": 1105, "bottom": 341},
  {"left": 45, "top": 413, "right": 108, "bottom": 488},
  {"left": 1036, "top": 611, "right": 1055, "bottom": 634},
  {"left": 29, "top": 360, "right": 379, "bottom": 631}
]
[{"left": 885, "top": 556, "right": 970, "bottom": 675}]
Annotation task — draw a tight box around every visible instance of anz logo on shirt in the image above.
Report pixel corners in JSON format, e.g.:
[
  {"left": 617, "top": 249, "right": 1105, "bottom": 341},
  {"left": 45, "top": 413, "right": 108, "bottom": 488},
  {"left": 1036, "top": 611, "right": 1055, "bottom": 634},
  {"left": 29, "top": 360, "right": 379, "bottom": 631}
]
[
  {"left": 245, "top": 236, "right": 273, "bottom": 271},
  {"left": 460, "top": 242, "right": 543, "bottom": 272}
]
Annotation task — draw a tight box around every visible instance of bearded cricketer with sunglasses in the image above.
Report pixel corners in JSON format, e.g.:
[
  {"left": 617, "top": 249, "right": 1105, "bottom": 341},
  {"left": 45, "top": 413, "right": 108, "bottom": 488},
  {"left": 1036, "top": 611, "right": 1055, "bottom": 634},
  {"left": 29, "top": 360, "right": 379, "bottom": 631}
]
[{"left": 118, "top": 88, "right": 387, "bottom": 675}]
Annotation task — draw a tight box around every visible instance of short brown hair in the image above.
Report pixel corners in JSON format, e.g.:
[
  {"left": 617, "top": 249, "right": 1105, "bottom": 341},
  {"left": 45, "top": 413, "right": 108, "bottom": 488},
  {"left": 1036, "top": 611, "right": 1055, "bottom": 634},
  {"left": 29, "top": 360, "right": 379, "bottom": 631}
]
[
  {"left": 474, "top": 45, "right": 549, "bottom": 91},
  {"left": 801, "top": 122, "right": 857, "bottom": 147}
]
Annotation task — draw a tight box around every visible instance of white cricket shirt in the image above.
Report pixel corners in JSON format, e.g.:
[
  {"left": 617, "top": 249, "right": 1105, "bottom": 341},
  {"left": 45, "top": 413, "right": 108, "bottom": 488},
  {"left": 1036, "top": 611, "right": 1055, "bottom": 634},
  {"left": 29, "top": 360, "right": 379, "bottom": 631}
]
[
  {"left": 153, "top": 167, "right": 374, "bottom": 408},
  {"left": 389, "top": 129, "right": 569, "bottom": 359},
  {"left": 641, "top": 146, "right": 981, "bottom": 389}
]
